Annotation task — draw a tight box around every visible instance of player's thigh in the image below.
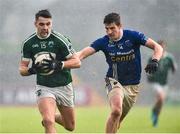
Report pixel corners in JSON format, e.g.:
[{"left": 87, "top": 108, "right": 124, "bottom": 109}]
[
  {"left": 153, "top": 84, "right": 166, "bottom": 100},
  {"left": 58, "top": 105, "right": 75, "bottom": 125},
  {"left": 157, "top": 90, "right": 166, "bottom": 101},
  {"left": 109, "top": 88, "right": 124, "bottom": 110},
  {"left": 37, "top": 97, "right": 57, "bottom": 119}
]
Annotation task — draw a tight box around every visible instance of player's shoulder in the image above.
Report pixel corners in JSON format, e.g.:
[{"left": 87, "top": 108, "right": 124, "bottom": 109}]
[
  {"left": 164, "top": 52, "right": 175, "bottom": 60},
  {"left": 123, "top": 29, "right": 143, "bottom": 36},
  {"left": 51, "top": 30, "right": 63, "bottom": 38},
  {"left": 51, "top": 31, "right": 71, "bottom": 43},
  {"left": 21, "top": 32, "right": 36, "bottom": 49},
  {"left": 22, "top": 32, "right": 36, "bottom": 44},
  {"left": 94, "top": 35, "right": 109, "bottom": 43}
]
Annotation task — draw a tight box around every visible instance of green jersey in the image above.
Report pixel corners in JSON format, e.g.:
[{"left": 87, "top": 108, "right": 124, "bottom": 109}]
[
  {"left": 147, "top": 52, "right": 176, "bottom": 85},
  {"left": 21, "top": 31, "right": 75, "bottom": 87}
]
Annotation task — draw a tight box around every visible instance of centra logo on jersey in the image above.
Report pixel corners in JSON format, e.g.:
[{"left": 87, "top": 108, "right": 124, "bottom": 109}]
[{"left": 111, "top": 53, "right": 135, "bottom": 62}]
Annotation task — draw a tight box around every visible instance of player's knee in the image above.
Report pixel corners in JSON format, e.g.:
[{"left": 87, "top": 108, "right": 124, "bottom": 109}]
[
  {"left": 42, "top": 118, "right": 55, "bottom": 127},
  {"left": 111, "top": 107, "right": 121, "bottom": 118},
  {"left": 64, "top": 121, "right": 75, "bottom": 131},
  {"left": 158, "top": 94, "right": 165, "bottom": 103}
]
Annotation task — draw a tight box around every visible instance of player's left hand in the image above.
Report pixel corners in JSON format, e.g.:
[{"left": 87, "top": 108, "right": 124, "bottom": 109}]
[
  {"left": 145, "top": 59, "right": 159, "bottom": 74},
  {"left": 41, "top": 53, "right": 64, "bottom": 72}
]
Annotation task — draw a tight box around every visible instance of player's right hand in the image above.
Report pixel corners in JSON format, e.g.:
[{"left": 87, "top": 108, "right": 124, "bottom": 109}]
[
  {"left": 145, "top": 59, "right": 159, "bottom": 74},
  {"left": 41, "top": 53, "right": 63, "bottom": 72},
  {"left": 28, "top": 62, "right": 43, "bottom": 75}
]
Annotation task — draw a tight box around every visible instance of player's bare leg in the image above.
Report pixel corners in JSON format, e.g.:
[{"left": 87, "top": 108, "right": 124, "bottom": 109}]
[
  {"left": 55, "top": 113, "right": 64, "bottom": 126},
  {"left": 38, "top": 97, "right": 57, "bottom": 133},
  {"left": 154, "top": 90, "right": 165, "bottom": 114},
  {"left": 57, "top": 105, "right": 75, "bottom": 131},
  {"left": 152, "top": 90, "right": 166, "bottom": 126},
  {"left": 106, "top": 88, "right": 123, "bottom": 133}
]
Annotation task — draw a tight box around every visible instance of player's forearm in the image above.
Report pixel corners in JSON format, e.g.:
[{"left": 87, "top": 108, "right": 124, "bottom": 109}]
[
  {"left": 77, "top": 47, "right": 96, "bottom": 60},
  {"left": 152, "top": 43, "right": 163, "bottom": 61},
  {"left": 76, "top": 52, "right": 84, "bottom": 60},
  {"left": 63, "top": 57, "right": 81, "bottom": 69},
  {"left": 146, "top": 38, "right": 163, "bottom": 61}
]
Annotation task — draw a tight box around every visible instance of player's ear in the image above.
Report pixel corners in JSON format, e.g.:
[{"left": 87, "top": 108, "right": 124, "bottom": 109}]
[
  {"left": 34, "top": 21, "right": 37, "bottom": 27},
  {"left": 119, "top": 24, "right": 122, "bottom": 28}
]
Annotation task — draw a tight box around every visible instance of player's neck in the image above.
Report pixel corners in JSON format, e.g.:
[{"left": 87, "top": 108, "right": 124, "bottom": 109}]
[
  {"left": 36, "top": 31, "right": 51, "bottom": 39},
  {"left": 112, "top": 29, "right": 123, "bottom": 42}
]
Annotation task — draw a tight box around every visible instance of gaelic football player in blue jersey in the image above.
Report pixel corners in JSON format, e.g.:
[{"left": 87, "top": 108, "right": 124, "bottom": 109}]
[
  {"left": 19, "top": 9, "right": 81, "bottom": 133},
  {"left": 77, "top": 12, "right": 163, "bottom": 133}
]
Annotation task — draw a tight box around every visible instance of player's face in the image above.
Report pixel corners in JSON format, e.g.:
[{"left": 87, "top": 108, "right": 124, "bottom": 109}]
[
  {"left": 105, "top": 23, "right": 122, "bottom": 41},
  {"left": 35, "top": 17, "right": 52, "bottom": 38}
]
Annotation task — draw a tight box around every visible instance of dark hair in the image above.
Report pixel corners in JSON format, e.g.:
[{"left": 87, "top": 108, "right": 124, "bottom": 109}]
[
  {"left": 157, "top": 40, "right": 166, "bottom": 46},
  {"left": 103, "top": 12, "right": 121, "bottom": 25},
  {"left": 35, "top": 9, "right": 52, "bottom": 20}
]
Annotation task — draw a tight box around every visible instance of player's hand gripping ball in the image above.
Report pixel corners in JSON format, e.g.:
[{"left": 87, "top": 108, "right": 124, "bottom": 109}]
[
  {"left": 41, "top": 53, "right": 63, "bottom": 72},
  {"left": 34, "top": 52, "right": 55, "bottom": 75}
]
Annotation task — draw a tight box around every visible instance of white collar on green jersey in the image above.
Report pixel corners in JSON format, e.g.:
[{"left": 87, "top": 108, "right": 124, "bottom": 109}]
[{"left": 36, "top": 31, "right": 51, "bottom": 39}]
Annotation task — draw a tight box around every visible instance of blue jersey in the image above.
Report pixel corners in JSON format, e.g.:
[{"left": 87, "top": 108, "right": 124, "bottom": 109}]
[{"left": 91, "top": 29, "right": 148, "bottom": 85}]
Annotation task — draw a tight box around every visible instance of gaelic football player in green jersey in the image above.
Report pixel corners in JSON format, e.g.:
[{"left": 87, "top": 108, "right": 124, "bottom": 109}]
[
  {"left": 19, "top": 9, "right": 81, "bottom": 133},
  {"left": 147, "top": 40, "right": 177, "bottom": 127}
]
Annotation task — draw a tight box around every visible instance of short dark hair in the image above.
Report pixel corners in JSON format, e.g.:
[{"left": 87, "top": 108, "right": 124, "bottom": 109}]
[
  {"left": 35, "top": 9, "right": 52, "bottom": 20},
  {"left": 157, "top": 40, "right": 166, "bottom": 46},
  {"left": 103, "top": 13, "right": 121, "bottom": 25}
]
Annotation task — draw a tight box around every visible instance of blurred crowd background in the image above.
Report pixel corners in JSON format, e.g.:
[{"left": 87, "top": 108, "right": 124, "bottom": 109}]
[{"left": 0, "top": 0, "right": 180, "bottom": 106}]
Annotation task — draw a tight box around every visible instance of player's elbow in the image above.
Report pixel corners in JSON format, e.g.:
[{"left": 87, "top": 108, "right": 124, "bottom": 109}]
[
  {"left": 19, "top": 67, "right": 28, "bottom": 76},
  {"left": 158, "top": 45, "right": 163, "bottom": 57},
  {"left": 19, "top": 70, "right": 26, "bottom": 76}
]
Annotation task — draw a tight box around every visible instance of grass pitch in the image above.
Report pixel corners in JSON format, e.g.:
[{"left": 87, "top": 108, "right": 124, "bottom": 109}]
[{"left": 0, "top": 105, "right": 180, "bottom": 133}]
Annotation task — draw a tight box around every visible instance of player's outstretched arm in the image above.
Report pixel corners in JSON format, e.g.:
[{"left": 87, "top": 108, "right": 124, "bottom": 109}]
[
  {"left": 145, "top": 38, "right": 163, "bottom": 61},
  {"left": 144, "top": 38, "right": 163, "bottom": 74},
  {"left": 77, "top": 47, "right": 96, "bottom": 60},
  {"left": 63, "top": 53, "right": 81, "bottom": 69}
]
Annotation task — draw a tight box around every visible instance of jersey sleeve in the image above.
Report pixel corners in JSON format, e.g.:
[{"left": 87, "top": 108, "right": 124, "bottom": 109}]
[
  {"left": 168, "top": 53, "right": 178, "bottom": 71},
  {"left": 64, "top": 42, "right": 76, "bottom": 59},
  {"left": 21, "top": 42, "right": 31, "bottom": 61},
  {"left": 133, "top": 31, "right": 148, "bottom": 46},
  {"left": 53, "top": 31, "right": 76, "bottom": 59},
  {"left": 59, "top": 38, "right": 76, "bottom": 59},
  {"left": 90, "top": 38, "right": 103, "bottom": 52}
]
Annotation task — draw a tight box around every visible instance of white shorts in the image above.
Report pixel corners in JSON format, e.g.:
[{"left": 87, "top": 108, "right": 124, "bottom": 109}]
[
  {"left": 35, "top": 83, "right": 74, "bottom": 107},
  {"left": 152, "top": 83, "right": 168, "bottom": 94}
]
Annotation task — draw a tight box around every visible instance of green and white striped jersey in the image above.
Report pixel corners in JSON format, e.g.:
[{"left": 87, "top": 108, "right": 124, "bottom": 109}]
[{"left": 21, "top": 31, "right": 76, "bottom": 87}]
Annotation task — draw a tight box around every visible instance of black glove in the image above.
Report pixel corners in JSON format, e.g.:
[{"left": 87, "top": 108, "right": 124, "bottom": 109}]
[
  {"left": 42, "top": 53, "right": 63, "bottom": 72},
  {"left": 28, "top": 62, "right": 43, "bottom": 75},
  {"left": 145, "top": 59, "right": 159, "bottom": 74}
]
